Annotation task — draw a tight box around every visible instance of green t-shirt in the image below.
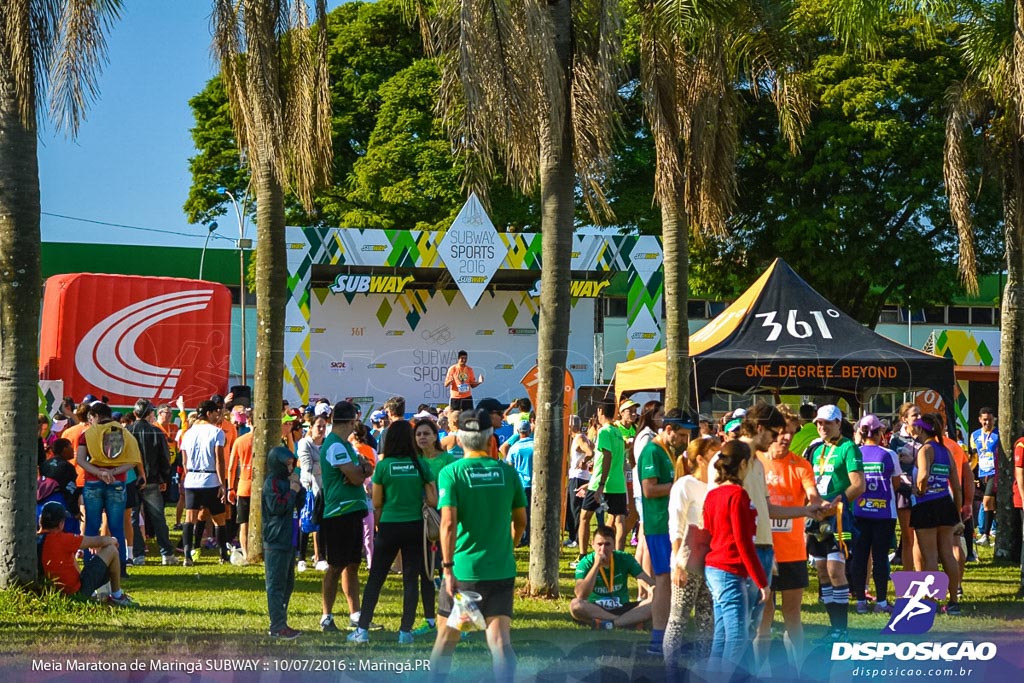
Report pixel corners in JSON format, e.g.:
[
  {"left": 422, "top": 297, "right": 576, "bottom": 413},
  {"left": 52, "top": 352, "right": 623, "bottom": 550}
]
[
  {"left": 790, "top": 422, "right": 819, "bottom": 459},
  {"left": 320, "top": 432, "right": 369, "bottom": 519},
  {"left": 422, "top": 451, "right": 458, "bottom": 485},
  {"left": 438, "top": 456, "right": 527, "bottom": 581},
  {"left": 574, "top": 550, "right": 643, "bottom": 607},
  {"left": 811, "top": 437, "right": 863, "bottom": 501},
  {"left": 637, "top": 439, "right": 674, "bottom": 535},
  {"left": 589, "top": 424, "right": 626, "bottom": 494},
  {"left": 373, "top": 456, "right": 434, "bottom": 523}
]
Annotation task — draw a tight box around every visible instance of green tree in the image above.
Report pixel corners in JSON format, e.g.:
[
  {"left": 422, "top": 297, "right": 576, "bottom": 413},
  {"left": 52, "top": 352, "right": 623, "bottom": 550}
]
[
  {"left": 211, "top": 0, "right": 333, "bottom": 562},
  {"left": 0, "top": 0, "right": 122, "bottom": 588},
  {"left": 944, "top": 0, "right": 1024, "bottom": 560}
]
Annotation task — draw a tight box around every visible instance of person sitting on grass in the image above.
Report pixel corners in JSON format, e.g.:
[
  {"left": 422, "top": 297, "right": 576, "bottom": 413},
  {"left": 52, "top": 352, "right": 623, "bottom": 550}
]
[
  {"left": 263, "top": 446, "right": 302, "bottom": 639},
  {"left": 570, "top": 525, "right": 654, "bottom": 630},
  {"left": 37, "top": 501, "right": 137, "bottom": 607}
]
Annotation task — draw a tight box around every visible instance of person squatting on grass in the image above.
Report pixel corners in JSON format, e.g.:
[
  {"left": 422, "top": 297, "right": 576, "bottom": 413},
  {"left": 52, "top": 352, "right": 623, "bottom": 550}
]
[{"left": 263, "top": 447, "right": 302, "bottom": 639}]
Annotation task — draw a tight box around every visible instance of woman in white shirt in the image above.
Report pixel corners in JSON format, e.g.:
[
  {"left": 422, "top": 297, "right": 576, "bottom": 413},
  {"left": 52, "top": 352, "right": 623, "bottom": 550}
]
[
  {"left": 297, "top": 413, "right": 329, "bottom": 571},
  {"left": 664, "top": 436, "right": 720, "bottom": 672}
]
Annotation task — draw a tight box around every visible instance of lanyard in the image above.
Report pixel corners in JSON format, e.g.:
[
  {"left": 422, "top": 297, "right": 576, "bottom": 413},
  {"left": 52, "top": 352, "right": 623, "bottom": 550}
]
[
  {"left": 598, "top": 554, "right": 615, "bottom": 592},
  {"left": 816, "top": 442, "right": 838, "bottom": 478}
]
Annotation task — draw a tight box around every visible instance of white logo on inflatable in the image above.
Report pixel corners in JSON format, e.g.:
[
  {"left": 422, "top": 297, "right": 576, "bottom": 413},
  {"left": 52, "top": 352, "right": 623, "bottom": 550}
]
[{"left": 74, "top": 290, "right": 215, "bottom": 399}]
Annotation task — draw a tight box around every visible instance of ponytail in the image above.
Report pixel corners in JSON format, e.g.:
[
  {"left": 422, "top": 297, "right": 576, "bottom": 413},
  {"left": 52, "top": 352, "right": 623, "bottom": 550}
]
[{"left": 714, "top": 440, "right": 751, "bottom": 485}]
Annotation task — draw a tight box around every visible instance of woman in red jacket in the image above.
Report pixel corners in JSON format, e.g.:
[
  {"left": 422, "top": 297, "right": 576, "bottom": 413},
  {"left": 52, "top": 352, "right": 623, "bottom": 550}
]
[{"left": 703, "top": 440, "right": 768, "bottom": 678}]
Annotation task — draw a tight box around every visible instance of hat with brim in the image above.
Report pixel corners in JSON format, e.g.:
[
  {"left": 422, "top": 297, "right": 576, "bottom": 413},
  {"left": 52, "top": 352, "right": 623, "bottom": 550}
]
[{"left": 475, "top": 398, "right": 508, "bottom": 414}]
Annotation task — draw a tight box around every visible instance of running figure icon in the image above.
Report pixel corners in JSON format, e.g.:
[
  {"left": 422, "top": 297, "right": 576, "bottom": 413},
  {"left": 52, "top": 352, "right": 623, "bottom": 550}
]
[
  {"left": 887, "top": 575, "right": 938, "bottom": 632},
  {"left": 884, "top": 571, "right": 948, "bottom": 635}
]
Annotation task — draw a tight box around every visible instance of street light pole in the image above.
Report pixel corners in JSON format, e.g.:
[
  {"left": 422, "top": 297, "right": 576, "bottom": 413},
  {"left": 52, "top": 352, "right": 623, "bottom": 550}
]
[
  {"left": 217, "top": 186, "right": 252, "bottom": 388},
  {"left": 199, "top": 222, "right": 218, "bottom": 280}
]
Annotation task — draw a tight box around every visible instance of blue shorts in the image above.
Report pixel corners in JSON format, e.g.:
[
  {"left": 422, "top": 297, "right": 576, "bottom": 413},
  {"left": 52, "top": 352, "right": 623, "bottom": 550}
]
[{"left": 646, "top": 533, "right": 672, "bottom": 575}]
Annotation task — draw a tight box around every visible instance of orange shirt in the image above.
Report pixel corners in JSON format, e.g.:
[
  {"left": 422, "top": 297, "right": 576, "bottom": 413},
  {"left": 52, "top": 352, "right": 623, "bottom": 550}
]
[
  {"left": 942, "top": 436, "right": 967, "bottom": 502},
  {"left": 41, "top": 531, "right": 84, "bottom": 594},
  {"left": 759, "top": 451, "right": 816, "bottom": 563},
  {"left": 157, "top": 421, "right": 180, "bottom": 465},
  {"left": 444, "top": 363, "right": 477, "bottom": 400},
  {"left": 62, "top": 422, "right": 89, "bottom": 487},
  {"left": 228, "top": 432, "right": 254, "bottom": 498},
  {"left": 219, "top": 418, "right": 238, "bottom": 459}
]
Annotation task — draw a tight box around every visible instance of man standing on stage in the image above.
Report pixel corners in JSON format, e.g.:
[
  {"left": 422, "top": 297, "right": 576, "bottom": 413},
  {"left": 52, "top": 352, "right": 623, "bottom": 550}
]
[{"left": 444, "top": 350, "right": 483, "bottom": 411}]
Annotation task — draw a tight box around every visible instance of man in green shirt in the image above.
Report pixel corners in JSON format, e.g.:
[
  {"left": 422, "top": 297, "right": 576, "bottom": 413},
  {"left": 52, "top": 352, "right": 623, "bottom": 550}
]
[
  {"left": 581, "top": 402, "right": 628, "bottom": 550},
  {"left": 638, "top": 414, "right": 689, "bottom": 653},
  {"left": 431, "top": 409, "right": 527, "bottom": 683},
  {"left": 570, "top": 525, "right": 654, "bottom": 629},
  {"left": 318, "top": 401, "right": 373, "bottom": 634},
  {"left": 807, "top": 404, "right": 865, "bottom": 642}
]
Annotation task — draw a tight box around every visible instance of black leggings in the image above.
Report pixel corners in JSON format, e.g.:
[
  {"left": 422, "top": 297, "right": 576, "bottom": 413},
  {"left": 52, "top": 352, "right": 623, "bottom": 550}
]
[
  {"left": 850, "top": 516, "right": 897, "bottom": 602},
  {"left": 358, "top": 520, "right": 424, "bottom": 632}
]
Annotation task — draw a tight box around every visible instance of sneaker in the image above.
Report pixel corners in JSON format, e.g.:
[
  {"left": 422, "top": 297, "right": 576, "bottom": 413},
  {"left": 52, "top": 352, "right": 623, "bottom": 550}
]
[
  {"left": 569, "top": 558, "right": 582, "bottom": 570},
  {"left": 161, "top": 555, "right": 179, "bottom": 566},
  {"left": 855, "top": 600, "right": 869, "bottom": 615},
  {"left": 315, "top": 560, "right": 329, "bottom": 571},
  {"left": 320, "top": 615, "right": 340, "bottom": 633},
  {"left": 645, "top": 644, "right": 664, "bottom": 656},
  {"left": 131, "top": 555, "right": 146, "bottom": 567},
  {"left": 562, "top": 539, "right": 578, "bottom": 548},
  {"left": 944, "top": 603, "right": 962, "bottom": 616},
  {"left": 202, "top": 537, "right": 217, "bottom": 549},
  {"left": 183, "top": 556, "right": 194, "bottom": 567},
  {"left": 349, "top": 614, "right": 383, "bottom": 631},
  {"left": 592, "top": 619, "right": 614, "bottom": 630},
  {"left": 412, "top": 621, "right": 437, "bottom": 636},
  {"left": 191, "top": 549, "right": 201, "bottom": 562},
  {"left": 347, "top": 628, "right": 369, "bottom": 643},
  {"left": 819, "top": 628, "right": 847, "bottom": 643},
  {"left": 106, "top": 592, "right": 139, "bottom": 608},
  {"left": 874, "top": 601, "right": 892, "bottom": 614},
  {"left": 173, "top": 523, "right": 183, "bottom": 531},
  {"left": 957, "top": 585, "right": 964, "bottom": 599},
  {"left": 398, "top": 630, "right": 414, "bottom": 644},
  {"left": 966, "top": 552, "right": 978, "bottom": 563},
  {"left": 269, "top": 627, "right": 301, "bottom": 640},
  {"left": 976, "top": 535, "right": 990, "bottom": 546},
  {"left": 297, "top": 560, "right": 307, "bottom": 573}
]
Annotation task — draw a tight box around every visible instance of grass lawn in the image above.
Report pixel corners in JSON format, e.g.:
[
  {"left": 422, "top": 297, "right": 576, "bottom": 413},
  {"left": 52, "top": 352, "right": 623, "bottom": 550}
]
[{"left": 1, "top": 522, "right": 1022, "bottom": 679}]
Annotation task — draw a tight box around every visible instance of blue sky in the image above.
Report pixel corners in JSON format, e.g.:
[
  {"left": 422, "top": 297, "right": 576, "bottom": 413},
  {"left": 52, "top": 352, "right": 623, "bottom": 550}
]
[{"left": 38, "top": 2, "right": 344, "bottom": 250}]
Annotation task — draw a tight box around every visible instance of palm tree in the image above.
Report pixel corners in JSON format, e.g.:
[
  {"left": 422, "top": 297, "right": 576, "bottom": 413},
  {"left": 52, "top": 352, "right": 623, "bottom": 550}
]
[
  {"left": 638, "top": 0, "right": 811, "bottom": 410},
  {"left": 944, "top": 0, "right": 1023, "bottom": 560},
  {"left": 211, "top": 0, "right": 333, "bottom": 561},
  {"left": 0, "top": 0, "right": 123, "bottom": 588},
  {"left": 421, "top": 0, "right": 621, "bottom": 596}
]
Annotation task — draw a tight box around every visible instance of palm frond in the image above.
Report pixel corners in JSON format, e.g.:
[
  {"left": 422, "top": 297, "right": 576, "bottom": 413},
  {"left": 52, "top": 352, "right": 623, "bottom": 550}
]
[
  {"left": 944, "top": 81, "right": 981, "bottom": 295},
  {"left": 639, "top": 0, "right": 683, "bottom": 207}
]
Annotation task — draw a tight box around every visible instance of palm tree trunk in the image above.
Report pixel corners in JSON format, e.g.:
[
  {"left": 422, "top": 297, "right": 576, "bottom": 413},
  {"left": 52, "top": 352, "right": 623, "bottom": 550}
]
[
  {"left": 0, "top": 68, "right": 43, "bottom": 587},
  {"left": 662, "top": 192, "right": 690, "bottom": 411},
  {"left": 527, "top": 0, "right": 574, "bottom": 598},
  {"left": 246, "top": 157, "right": 287, "bottom": 562},
  {"left": 996, "top": 135, "right": 1024, "bottom": 560}
]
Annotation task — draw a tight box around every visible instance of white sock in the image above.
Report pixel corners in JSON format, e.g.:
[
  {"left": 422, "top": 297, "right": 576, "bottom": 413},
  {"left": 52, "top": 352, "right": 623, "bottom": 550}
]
[{"left": 350, "top": 611, "right": 360, "bottom": 622}]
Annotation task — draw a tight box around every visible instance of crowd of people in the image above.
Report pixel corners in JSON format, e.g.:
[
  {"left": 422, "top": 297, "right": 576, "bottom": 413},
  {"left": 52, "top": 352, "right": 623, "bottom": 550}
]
[{"left": 31, "top": 366, "right": 1024, "bottom": 680}]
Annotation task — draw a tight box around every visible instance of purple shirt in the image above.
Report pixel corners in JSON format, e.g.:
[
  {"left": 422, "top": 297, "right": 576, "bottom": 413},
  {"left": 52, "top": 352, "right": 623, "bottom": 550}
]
[{"left": 854, "top": 445, "right": 899, "bottom": 520}]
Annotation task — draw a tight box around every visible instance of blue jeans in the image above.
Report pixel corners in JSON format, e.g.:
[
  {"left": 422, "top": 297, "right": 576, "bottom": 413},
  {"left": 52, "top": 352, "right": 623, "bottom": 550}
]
[
  {"left": 705, "top": 566, "right": 752, "bottom": 671},
  {"left": 83, "top": 480, "right": 127, "bottom": 561},
  {"left": 749, "top": 546, "right": 774, "bottom": 637}
]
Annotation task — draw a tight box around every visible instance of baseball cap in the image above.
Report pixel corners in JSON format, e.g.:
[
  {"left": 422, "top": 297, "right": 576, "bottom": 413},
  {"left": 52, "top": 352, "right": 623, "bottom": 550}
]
[
  {"left": 81, "top": 394, "right": 97, "bottom": 405},
  {"left": 619, "top": 398, "right": 640, "bottom": 412},
  {"left": 370, "top": 409, "right": 387, "bottom": 422},
  {"left": 814, "top": 405, "right": 843, "bottom": 423},
  {"left": 39, "top": 501, "right": 70, "bottom": 528},
  {"left": 724, "top": 418, "right": 742, "bottom": 434},
  {"left": 475, "top": 398, "right": 508, "bottom": 414},
  {"left": 210, "top": 393, "right": 225, "bottom": 406},
  {"left": 314, "top": 403, "right": 333, "bottom": 418},
  {"left": 458, "top": 409, "right": 493, "bottom": 432},
  {"left": 516, "top": 420, "right": 532, "bottom": 433},
  {"left": 731, "top": 408, "right": 747, "bottom": 419},
  {"left": 333, "top": 400, "right": 358, "bottom": 421},
  {"left": 856, "top": 414, "right": 883, "bottom": 432},
  {"left": 287, "top": 408, "right": 303, "bottom": 419},
  {"left": 413, "top": 410, "right": 437, "bottom": 422}
]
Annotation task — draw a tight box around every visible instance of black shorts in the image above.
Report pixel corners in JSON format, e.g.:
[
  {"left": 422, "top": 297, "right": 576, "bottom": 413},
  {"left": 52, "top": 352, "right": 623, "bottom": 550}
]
[
  {"left": 184, "top": 486, "right": 226, "bottom": 515},
  {"left": 910, "top": 496, "right": 960, "bottom": 529},
  {"left": 320, "top": 510, "right": 366, "bottom": 568},
  {"left": 771, "top": 560, "right": 809, "bottom": 592},
  {"left": 450, "top": 397, "right": 474, "bottom": 411},
  {"left": 981, "top": 475, "right": 997, "bottom": 497},
  {"left": 236, "top": 496, "right": 251, "bottom": 525},
  {"left": 438, "top": 577, "right": 515, "bottom": 619},
  {"left": 582, "top": 490, "right": 628, "bottom": 516},
  {"left": 125, "top": 481, "right": 140, "bottom": 509},
  {"left": 77, "top": 556, "right": 110, "bottom": 598}
]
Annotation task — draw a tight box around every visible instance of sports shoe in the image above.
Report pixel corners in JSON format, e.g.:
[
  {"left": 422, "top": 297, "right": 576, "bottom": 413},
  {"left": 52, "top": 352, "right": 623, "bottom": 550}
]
[
  {"left": 132, "top": 555, "right": 146, "bottom": 567},
  {"left": 269, "top": 627, "right": 302, "bottom": 640},
  {"left": 593, "top": 619, "right": 614, "bottom": 630},
  {"left": 315, "top": 560, "right": 329, "bottom": 571},
  {"left": 819, "top": 628, "right": 847, "bottom": 643},
  {"left": 173, "top": 523, "right": 183, "bottom": 531},
  {"left": 855, "top": 600, "right": 869, "bottom": 615},
  {"left": 569, "top": 558, "right": 582, "bottom": 570},
  {"left": 944, "top": 603, "right": 962, "bottom": 616},
  {"left": 320, "top": 615, "right": 340, "bottom": 633},
  {"left": 347, "top": 628, "right": 369, "bottom": 643},
  {"left": 562, "top": 539, "right": 578, "bottom": 548},
  {"left": 349, "top": 614, "right": 383, "bottom": 631},
  {"left": 976, "top": 534, "right": 990, "bottom": 546},
  {"left": 191, "top": 549, "right": 201, "bottom": 562},
  {"left": 183, "top": 556, "right": 194, "bottom": 567},
  {"left": 106, "top": 592, "right": 139, "bottom": 608},
  {"left": 161, "top": 555, "right": 179, "bottom": 566},
  {"left": 966, "top": 552, "right": 978, "bottom": 563},
  {"left": 874, "top": 601, "right": 892, "bottom": 614},
  {"left": 645, "top": 644, "right": 664, "bottom": 656},
  {"left": 412, "top": 621, "right": 437, "bottom": 636},
  {"left": 398, "top": 630, "right": 414, "bottom": 644},
  {"left": 297, "top": 560, "right": 307, "bottom": 573},
  {"left": 202, "top": 537, "right": 217, "bottom": 549}
]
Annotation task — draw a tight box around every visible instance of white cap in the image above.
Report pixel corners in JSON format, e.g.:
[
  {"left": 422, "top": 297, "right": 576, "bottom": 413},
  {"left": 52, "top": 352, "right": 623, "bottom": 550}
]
[
  {"left": 731, "top": 408, "right": 747, "bottom": 419},
  {"left": 814, "top": 405, "right": 842, "bottom": 423}
]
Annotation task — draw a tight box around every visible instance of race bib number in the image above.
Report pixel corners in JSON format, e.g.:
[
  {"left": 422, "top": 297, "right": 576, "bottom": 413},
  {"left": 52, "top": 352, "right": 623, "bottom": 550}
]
[
  {"left": 771, "top": 518, "right": 793, "bottom": 533},
  {"left": 979, "top": 453, "right": 994, "bottom": 472},
  {"left": 816, "top": 475, "right": 832, "bottom": 497},
  {"left": 595, "top": 597, "right": 622, "bottom": 610},
  {"left": 458, "top": 383, "right": 469, "bottom": 393}
]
